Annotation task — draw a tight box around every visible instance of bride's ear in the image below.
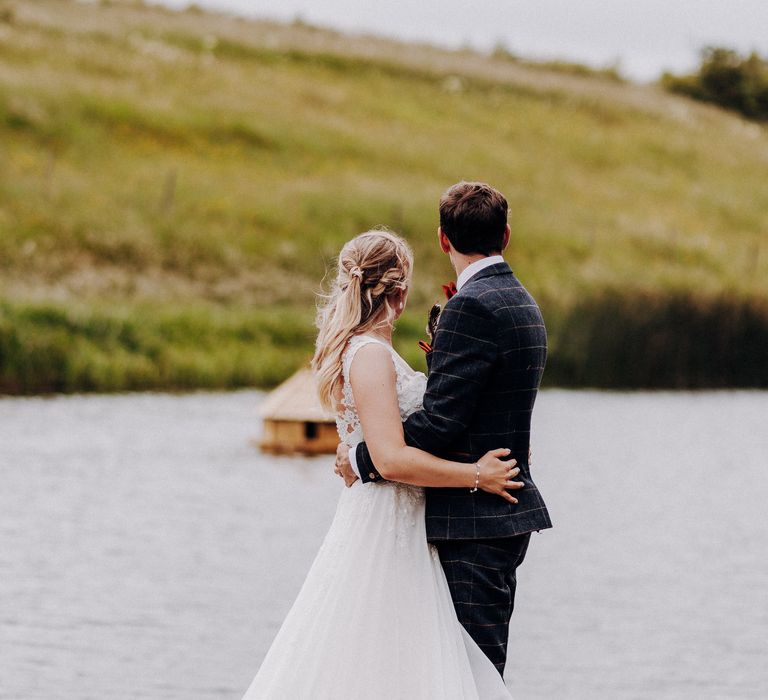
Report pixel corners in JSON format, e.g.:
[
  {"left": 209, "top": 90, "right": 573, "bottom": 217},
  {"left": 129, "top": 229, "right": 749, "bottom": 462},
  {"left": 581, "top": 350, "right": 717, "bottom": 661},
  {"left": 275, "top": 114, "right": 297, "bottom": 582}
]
[{"left": 391, "top": 288, "right": 407, "bottom": 318}]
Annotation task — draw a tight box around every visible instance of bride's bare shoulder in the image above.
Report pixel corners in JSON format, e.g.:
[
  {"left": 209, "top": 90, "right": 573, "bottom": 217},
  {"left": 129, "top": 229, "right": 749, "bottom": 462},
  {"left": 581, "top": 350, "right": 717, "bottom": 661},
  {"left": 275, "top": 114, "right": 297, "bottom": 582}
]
[{"left": 347, "top": 341, "right": 396, "bottom": 388}]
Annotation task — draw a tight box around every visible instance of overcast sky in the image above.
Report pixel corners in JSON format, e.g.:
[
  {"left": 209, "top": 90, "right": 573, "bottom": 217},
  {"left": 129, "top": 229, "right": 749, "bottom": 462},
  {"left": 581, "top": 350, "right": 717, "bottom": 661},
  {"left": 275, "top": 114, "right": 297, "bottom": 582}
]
[{"left": 157, "top": 0, "right": 767, "bottom": 80}]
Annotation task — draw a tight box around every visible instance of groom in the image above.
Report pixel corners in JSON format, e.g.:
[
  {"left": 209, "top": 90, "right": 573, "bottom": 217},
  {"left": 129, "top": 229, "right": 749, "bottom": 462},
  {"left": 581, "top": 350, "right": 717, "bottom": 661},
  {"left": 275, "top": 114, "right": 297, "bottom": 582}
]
[{"left": 335, "top": 181, "right": 552, "bottom": 675}]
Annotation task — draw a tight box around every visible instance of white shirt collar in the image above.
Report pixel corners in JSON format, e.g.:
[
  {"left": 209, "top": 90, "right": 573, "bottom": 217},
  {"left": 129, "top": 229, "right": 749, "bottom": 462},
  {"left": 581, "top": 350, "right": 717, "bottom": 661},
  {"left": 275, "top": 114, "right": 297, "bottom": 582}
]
[{"left": 455, "top": 255, "right": 506, "bottom": 291}]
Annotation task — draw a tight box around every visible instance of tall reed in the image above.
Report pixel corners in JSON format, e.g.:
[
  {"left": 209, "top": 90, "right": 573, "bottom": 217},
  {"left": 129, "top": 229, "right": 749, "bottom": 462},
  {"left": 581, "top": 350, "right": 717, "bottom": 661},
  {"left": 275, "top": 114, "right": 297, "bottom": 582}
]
[{"left": 545, "top": 292, "right": 768, "bottom": 388}]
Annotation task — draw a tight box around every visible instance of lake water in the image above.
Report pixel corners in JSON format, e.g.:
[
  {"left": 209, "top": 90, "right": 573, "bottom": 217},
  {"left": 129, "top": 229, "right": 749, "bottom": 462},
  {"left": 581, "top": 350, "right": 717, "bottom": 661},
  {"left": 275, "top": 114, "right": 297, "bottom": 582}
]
[{"left": 1, "top": 390, "right": 766, "bottom": 699}]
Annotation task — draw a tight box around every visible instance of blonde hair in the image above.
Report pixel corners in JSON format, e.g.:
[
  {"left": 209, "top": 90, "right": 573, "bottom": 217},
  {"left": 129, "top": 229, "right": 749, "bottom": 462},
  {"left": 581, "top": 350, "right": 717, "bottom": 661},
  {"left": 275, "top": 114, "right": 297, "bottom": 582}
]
[{"left": 312, "top": 229, "right": 413, "bottom": 411}]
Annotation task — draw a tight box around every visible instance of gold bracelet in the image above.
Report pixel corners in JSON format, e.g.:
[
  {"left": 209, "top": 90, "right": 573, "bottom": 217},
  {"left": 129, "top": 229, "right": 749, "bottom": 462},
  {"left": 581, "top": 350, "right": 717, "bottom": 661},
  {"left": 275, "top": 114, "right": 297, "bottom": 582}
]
[{"left": 470, "top": 463, "right": 480, "bottom": 493}]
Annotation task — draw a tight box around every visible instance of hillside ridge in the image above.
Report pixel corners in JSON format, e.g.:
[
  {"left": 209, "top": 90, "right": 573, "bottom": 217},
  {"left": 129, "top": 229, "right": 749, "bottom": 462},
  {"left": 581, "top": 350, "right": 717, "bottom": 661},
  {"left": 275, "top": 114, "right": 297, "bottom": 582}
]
[{"left": 11, "top": 0, "right": 761, "bottom": 127}]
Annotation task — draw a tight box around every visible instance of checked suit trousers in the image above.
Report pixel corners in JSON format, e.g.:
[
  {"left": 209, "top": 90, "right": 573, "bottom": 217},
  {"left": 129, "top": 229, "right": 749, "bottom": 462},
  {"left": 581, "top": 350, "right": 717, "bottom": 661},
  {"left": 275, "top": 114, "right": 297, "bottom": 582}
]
[{"left": 433, "top": 533, "right": 531, "bottom": 675}]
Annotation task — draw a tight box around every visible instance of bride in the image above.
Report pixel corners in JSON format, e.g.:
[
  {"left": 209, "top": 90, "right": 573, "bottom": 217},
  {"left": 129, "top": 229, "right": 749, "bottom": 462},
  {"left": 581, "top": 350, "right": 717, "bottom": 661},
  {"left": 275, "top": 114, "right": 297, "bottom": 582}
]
[{"left": 241, "top": 230, "right": 523, "bottom": 700}]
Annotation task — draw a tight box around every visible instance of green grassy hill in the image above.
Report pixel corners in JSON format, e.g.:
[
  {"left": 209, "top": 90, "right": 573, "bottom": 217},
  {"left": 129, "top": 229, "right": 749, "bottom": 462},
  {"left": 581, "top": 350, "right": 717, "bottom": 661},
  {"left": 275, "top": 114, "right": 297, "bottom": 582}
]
[{"left": 1, "top": 0, "right": 767, "bottom": 393}]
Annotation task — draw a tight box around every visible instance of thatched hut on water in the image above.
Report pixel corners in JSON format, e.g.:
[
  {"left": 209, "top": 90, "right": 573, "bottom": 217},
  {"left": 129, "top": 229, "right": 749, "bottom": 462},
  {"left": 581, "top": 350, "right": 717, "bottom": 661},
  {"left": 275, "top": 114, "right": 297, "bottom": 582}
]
[{"left": 259, "top": 368, "right": 338, "bottom": 454}]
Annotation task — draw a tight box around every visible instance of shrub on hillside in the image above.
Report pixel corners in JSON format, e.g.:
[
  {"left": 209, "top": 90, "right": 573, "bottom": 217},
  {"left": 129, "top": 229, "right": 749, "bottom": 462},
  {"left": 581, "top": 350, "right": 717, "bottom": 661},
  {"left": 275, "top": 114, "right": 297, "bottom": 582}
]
[
  {"left": 546, "top": 292, "right": 768, "bottom": 389},
  {"left": 662, "top": 47, "right": 768, "bottom": 121}
]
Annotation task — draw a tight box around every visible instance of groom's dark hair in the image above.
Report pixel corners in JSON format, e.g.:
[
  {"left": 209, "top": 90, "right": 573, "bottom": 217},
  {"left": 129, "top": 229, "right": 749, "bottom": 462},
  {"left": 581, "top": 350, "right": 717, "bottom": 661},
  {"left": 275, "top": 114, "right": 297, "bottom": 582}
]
[{"left": 439, "top": 181, "right": 508, "bottom": 256}]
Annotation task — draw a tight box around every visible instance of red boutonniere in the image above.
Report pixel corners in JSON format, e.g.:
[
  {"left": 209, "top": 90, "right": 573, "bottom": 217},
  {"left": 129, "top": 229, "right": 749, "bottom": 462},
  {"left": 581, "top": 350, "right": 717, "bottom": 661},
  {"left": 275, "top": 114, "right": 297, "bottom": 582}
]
[
  {"left": 419, "top": 281, "right": 457, "bottom": 353},
  {"left": 441, "top": 281, "right": 458, "bottom": 300}
]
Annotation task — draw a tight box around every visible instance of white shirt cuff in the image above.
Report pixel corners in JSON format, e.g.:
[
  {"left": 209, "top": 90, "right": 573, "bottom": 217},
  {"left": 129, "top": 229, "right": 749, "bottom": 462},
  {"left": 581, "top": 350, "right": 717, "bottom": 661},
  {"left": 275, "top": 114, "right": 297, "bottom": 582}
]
[{"left": 349, "top": 441, "right": 362, "bottom": 479}]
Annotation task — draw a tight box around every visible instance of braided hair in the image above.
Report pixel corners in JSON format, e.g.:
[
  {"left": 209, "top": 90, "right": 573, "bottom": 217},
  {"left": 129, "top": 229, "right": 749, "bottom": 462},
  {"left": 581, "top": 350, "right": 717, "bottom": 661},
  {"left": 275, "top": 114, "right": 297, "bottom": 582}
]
[{"left": 312, "top": 229, "right": 413, "bottom": 411}]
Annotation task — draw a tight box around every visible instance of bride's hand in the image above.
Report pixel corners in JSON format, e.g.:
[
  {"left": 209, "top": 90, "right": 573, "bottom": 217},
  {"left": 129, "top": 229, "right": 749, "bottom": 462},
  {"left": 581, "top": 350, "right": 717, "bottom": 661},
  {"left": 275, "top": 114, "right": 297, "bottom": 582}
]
[{"left": 476, "top": 448, "right": 523, "bottom": 504}]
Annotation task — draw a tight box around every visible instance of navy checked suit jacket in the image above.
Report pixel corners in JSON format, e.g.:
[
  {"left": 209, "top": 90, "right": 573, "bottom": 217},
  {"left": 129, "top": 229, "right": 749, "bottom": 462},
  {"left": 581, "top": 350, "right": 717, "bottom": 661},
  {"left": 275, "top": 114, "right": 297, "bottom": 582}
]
[{"left": 355, "top": 261, "right": 552, "bottom": 540}]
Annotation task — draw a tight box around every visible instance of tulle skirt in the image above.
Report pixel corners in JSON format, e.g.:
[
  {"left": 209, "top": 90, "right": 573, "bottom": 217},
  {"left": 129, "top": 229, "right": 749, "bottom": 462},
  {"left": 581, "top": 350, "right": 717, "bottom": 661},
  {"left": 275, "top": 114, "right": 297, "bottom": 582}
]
[{"left": 241, "top": 480, "right": 512, "bottom": 700}]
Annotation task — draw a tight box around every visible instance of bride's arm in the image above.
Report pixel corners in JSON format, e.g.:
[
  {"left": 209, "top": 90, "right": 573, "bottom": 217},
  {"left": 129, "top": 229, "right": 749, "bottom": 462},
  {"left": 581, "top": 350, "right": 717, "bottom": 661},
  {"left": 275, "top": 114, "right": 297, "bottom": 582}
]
[{"left": 349, "top": 343, "right": 520, "bottom": 501}]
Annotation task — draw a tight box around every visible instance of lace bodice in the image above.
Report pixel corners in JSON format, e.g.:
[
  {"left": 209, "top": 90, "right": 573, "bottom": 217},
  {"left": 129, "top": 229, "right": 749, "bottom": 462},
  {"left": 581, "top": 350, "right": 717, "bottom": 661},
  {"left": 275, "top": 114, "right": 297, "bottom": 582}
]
[{"left": 336, "top": 335, "right": 427, "bottom": 446}]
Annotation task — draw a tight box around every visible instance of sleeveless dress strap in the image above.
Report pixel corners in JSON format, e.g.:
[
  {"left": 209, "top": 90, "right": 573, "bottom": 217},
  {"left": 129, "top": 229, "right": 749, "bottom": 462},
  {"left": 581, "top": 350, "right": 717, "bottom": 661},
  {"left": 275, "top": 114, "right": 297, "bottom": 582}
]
[{"left": 336, "top": 334, "right": 421, "bottom": 445}]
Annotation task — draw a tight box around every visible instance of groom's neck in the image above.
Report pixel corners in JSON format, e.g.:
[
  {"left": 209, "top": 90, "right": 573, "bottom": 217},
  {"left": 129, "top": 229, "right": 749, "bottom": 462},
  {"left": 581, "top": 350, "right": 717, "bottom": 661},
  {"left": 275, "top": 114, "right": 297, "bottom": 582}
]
[{"left": 451, "top": 252, "right": 493, "bottom": 280}]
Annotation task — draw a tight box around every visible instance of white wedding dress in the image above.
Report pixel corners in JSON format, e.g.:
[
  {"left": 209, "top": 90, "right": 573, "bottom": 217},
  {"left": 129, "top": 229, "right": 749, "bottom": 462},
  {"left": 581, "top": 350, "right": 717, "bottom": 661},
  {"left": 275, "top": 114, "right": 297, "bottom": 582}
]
[{"left": 242, "top": 335, "right": 512, "bottom": 700}]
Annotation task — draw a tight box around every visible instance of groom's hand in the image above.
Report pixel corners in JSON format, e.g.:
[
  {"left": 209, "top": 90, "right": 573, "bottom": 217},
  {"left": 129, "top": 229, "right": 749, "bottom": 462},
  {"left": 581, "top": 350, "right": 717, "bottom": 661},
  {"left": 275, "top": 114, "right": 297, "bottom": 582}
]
[{"left": 334, "top": 443, "right": 358, "bottom": 488}]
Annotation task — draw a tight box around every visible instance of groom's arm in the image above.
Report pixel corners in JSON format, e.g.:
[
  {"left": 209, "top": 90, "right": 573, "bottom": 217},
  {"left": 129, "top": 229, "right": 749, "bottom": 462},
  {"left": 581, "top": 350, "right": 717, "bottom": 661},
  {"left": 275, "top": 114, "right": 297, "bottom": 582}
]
[{"left": 355, "top": 293, "right": 498, "bottom": 483}]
